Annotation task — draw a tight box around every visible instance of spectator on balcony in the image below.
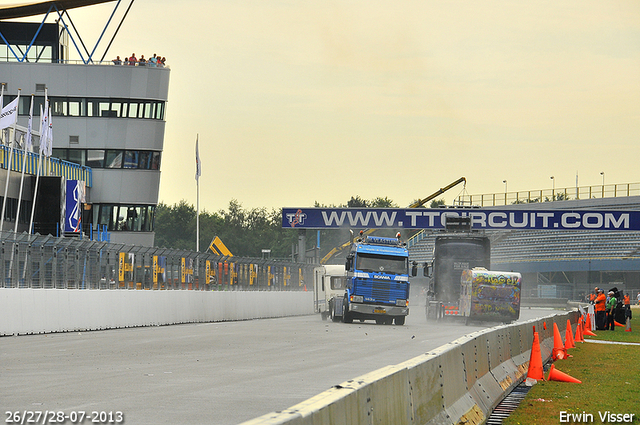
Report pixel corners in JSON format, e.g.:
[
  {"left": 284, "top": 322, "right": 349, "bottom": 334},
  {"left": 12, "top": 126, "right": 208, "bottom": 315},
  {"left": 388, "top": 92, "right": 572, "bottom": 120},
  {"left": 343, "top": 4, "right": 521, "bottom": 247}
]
[
  {"left": 128, "top": 53, "right": 137, "bottom": 66},
  {"left": 112, "top": 56, "right": 122, "bottom": 65},
  {"left": 139, "top": 55, "right": 146, "bottom": 66}
]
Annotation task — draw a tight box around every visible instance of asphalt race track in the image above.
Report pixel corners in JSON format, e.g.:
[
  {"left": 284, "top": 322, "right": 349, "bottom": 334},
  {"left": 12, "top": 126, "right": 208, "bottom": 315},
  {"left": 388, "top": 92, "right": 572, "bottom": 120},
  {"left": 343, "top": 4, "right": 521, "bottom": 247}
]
[{"left": 1, "top": 305, "right": 556, "bottom": 425}]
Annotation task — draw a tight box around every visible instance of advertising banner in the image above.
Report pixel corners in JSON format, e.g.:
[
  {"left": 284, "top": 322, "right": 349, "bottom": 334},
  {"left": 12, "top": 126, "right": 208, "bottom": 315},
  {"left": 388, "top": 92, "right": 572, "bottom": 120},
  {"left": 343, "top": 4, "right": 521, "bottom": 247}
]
[
  {"left": 282, "top": 208, "right": 640, "bottom": 231},
  {"left": 64, "top": 180, "right": 85, "bottom": 234}
]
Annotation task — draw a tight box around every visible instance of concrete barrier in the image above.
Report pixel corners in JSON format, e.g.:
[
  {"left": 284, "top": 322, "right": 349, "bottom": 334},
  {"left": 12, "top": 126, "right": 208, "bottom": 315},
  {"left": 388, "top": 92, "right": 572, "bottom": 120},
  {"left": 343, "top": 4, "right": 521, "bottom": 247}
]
[
  {"left": 241, "top": 311, "right": 578, "bottom": 425},
  {"left": 0, "top": 289, "right": 314, "bottom": 335}
]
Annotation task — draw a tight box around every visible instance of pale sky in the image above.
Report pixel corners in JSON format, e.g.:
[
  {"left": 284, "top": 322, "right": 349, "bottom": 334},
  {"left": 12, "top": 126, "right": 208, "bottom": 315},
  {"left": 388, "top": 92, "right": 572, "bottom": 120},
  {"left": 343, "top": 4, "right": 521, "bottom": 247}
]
[{"left": 36, "top": 1, "right": 640, "bottom": 211}]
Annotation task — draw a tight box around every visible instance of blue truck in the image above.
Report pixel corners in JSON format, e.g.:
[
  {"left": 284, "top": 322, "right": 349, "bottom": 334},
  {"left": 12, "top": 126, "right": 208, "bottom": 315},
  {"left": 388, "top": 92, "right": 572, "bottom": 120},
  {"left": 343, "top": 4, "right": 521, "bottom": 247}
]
[{"left": 332, "top": 232, "right": 413, "bottom": 325}]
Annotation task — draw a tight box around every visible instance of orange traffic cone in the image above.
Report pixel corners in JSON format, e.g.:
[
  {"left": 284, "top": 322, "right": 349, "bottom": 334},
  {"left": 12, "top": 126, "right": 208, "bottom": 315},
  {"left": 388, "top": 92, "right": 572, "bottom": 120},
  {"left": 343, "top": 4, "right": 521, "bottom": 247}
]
[
  {"left": 565, "top": 319, "right": 575, "bottom": 349},
  {"left": 584, "top": 326, "right": 597, "bottom": 337},
  {"left": 526, "top": 332, "right": 544, "bottom": 381},
  {"left": 575, "top": 317, "right": 584, "bottom": 343},
  {"left": 552, "top": 322, "right": 567, "bottom": 360},
  {"left": 586, "top": 313, "right": 593, "bottom": 331},
  {"left": 614, "top": 320, "right": 625, "bottom": 327},
  {"left": 547, "top": 364, "right": 582, "bottom": 383}
]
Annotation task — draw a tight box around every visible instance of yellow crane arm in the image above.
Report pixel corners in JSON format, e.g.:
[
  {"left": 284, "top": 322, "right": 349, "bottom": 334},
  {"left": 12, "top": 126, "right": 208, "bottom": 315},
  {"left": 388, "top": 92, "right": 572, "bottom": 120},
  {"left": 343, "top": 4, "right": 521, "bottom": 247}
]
[{"left": 409, "top": 177, "right": 466, "bottom": 208}]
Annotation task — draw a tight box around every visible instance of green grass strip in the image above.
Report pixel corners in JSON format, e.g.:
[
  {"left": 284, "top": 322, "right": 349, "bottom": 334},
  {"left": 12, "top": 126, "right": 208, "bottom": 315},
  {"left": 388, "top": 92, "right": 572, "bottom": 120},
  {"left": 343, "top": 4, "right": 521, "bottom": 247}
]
[{"left": 504, "top": 308, "right": 640, "bottom": 425}]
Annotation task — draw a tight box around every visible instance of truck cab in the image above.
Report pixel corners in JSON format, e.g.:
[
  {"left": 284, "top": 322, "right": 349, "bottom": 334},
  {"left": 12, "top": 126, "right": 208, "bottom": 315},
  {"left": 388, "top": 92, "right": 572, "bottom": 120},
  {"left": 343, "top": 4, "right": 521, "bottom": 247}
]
[
  {"left": 426, "top": 234, "right": 491, "bottom": 320},
  {"left": 342, "top": 233, "right": 412, "bottom": 325},
  {"left": 313, "top": 265, "right": 347, "bottom": 322}
]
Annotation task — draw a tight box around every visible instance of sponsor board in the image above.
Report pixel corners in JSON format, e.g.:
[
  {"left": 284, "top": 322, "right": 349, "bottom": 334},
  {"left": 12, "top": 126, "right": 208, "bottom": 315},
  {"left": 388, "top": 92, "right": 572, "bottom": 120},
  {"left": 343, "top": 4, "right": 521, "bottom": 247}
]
[{"left": 282, "top": 208, "right": 640, "bottom": 231}]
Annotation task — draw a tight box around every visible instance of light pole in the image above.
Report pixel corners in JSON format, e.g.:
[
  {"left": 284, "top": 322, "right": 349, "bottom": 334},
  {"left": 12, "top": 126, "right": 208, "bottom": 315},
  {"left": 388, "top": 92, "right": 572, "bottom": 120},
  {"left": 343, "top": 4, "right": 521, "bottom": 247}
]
[
  {"left": 600, "top": 172, "right": 605, "bottom": 198},
  {"left": 550, "top": 176, "right": 555, "bottom": 201},
  {"left": 503, "top": 180, "right": 507, "bottom": 204}
]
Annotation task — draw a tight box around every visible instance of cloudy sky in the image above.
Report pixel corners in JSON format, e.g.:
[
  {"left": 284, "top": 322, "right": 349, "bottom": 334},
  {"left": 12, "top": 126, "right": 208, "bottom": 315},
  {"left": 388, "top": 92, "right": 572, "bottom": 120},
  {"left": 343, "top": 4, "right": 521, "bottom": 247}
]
[{"left": 46, "top": 1, "right": 640, "bottom": 211}]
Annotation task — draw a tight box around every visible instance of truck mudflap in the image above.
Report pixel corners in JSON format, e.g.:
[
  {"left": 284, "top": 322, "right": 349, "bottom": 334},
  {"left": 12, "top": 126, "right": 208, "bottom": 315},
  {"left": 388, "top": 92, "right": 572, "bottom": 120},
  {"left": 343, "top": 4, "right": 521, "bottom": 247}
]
[{"left": 334, "top": 297, "right": 344, "bottom": 315}]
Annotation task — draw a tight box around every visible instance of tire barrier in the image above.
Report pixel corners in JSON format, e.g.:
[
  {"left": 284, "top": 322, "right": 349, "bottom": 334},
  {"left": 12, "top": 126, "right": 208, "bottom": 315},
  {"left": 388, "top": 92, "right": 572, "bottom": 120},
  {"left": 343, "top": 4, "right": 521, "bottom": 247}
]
[
  {"left": 0, "top": 289, "right": 314, "bottom": 335},
  {"left": 241, "top": 311, "right": 578, "bottom": 425}
]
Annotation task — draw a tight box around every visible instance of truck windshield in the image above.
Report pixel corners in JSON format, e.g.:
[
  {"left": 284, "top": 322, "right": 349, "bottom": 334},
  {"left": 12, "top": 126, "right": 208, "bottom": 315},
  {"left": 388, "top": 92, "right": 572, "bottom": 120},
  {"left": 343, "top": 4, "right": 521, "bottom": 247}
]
[{"left": 356, "top": 253, "right": 407, "bottom": 275}]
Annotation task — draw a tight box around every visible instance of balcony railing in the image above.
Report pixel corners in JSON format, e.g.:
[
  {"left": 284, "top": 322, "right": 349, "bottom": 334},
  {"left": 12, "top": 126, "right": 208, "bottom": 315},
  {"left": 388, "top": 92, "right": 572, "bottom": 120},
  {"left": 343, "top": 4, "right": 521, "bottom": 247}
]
[{"left": 0, "top": 144, "right": 92, "bottom": 187}]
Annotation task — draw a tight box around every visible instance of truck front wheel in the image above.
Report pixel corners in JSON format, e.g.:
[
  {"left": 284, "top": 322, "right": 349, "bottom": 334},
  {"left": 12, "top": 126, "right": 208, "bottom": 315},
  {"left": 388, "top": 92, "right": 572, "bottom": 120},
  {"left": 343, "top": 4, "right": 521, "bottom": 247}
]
[{"left": 394, "top": 316, "right": 405, "bottom": 326}]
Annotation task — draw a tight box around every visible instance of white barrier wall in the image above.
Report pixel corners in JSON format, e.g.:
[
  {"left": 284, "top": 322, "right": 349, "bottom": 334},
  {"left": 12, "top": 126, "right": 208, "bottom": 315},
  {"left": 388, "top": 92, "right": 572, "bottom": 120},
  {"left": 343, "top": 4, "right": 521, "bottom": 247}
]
[
  {"left": 241, "top": 312, "right": 578, "bottom": 425},
  {"left": 0, "top": 289, "right": 314, "bottom": 336}
]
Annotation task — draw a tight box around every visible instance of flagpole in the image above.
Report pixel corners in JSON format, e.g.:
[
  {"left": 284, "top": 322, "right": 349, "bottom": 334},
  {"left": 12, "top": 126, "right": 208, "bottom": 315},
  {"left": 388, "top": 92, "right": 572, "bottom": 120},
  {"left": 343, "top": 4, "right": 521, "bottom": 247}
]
[
  {"left": 195, "top": 134, "right": 200, "bottom": 252},
  {"left": 0, "top": 83, "right": 4, "bottom": 232},
  {"left": 28, "top": 140, "right": 43, "bottom": 235},
  {"left": 197, "top": 176, "right": 200, "bottom": 252},
  {"left": 1, "top": 89, "right": 20, "bottom": 233},
  {"left": 14, "top": 133, "right": 27, "bottom": 233},
  {"left": 15, "top": 94, "right": 34, "bottom": 234},
  {"left": 28, "top": 89, "right": 48, "bottom": 235}
]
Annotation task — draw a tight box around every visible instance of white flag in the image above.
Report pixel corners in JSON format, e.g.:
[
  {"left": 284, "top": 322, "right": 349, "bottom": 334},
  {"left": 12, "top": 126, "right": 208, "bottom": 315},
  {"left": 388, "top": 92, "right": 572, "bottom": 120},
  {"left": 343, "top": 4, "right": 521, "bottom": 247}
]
[
  {"left": 25, "top": 95, "right": 34, "bottom": 151},
  {"left": 195, "top": 135, "right": 201, "bottom": 181},
  {"left": 39, "top": 91, "right": 49, "bottom": 155},
  {"left": 39, "top": 104, "right": 48, "bottom": 155},
  {"left": 0, "top": 96, "right": 19, "bottom": 131},
  {"left": 47, "top": 106, "right": 53, "bottom": 157}
]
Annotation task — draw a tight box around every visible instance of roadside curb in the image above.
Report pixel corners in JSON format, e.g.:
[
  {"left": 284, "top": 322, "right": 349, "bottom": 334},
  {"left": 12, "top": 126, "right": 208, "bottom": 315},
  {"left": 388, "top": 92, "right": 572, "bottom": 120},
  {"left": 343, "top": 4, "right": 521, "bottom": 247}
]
[{"left": 583, "top": 339, "right": 640, "bottom": 346}]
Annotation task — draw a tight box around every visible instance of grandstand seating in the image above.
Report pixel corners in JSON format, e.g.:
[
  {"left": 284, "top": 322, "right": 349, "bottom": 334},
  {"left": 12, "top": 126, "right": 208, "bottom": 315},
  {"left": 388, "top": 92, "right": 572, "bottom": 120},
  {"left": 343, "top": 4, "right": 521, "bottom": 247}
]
[{"left": 409, "top": 229, "right": 640, "bottom": 265}]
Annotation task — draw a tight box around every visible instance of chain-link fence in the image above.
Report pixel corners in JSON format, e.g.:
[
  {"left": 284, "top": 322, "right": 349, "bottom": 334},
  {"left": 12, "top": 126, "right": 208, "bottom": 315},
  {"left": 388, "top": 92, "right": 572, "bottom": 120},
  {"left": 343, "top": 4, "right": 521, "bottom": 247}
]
[{"left": 0, "top": 231, "right": 317, "bottom": 291}]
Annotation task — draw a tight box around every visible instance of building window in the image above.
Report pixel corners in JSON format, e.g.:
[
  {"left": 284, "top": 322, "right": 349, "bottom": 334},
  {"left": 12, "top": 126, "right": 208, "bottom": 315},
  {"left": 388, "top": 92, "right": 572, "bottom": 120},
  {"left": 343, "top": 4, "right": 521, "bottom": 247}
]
[
  {"left": 51, "top": 98, "right": 67, "bottom": 116},
  {"left": 128, "top": 102, "right": 138, "bottom": 118},
  {"left": 67, "top": 149, "right": 86, "bottom": 166},
  {"left": 86, "top": 150, "right": 105, "bottom": 168},
  {"left": 138, "top": 151, "right": 152, "bottom": 169},
  {"left": 105, "top": 150, "right": 123, "bottom": 168},
  {"left": 151, "top": 152, "right": 161, "bottom": 170},
  {"left": 94, "top": 204, "right": 155, "bottom": 232},
  {"left": 53, "top": 148, "right": 161, "bottom": 170},
  {"left": 19, "top": 96, "right": 166, "bottom": 120},
  {"left": 97, "top": 204, "right": 115, "bottom": 230},
  {"left": 52, "top": 148, "right": 67, "bottom": 161},
  {"left": 123, "top": 151, "right": 139, "bottom": 168},
  {"left": 68, "top": 99, "right": 83, "bottom": 116}
]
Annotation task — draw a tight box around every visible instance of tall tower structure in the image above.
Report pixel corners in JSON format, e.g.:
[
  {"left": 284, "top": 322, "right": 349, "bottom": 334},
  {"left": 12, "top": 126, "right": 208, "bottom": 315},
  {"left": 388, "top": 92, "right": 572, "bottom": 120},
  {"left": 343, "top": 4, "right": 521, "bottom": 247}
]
[{"left": 0, "top": 1, "right": 170, "bottom": 246}]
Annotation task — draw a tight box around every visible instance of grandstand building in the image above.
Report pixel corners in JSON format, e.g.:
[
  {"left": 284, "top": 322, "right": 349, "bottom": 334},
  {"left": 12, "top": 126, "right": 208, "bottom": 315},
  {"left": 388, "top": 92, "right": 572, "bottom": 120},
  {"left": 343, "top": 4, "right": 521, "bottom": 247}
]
[
  {"left": 0, "top": 1, "right": 169, "bottom": 246},
  {"left": 408, "top": 194, "right": 640, "bottom": 302}
]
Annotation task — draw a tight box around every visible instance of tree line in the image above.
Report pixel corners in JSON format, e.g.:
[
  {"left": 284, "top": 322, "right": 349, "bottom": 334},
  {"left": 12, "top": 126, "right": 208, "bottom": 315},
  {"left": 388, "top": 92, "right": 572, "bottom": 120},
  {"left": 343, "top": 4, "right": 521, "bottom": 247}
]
[{"left": 154, "top": 197, "right": 445, "bottom": 259}]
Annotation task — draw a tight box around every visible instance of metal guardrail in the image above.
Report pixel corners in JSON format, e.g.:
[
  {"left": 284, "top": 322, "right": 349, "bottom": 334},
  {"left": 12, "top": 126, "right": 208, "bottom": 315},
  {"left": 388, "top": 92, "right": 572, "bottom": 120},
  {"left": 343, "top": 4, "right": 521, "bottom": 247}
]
[
  {"left": 455, "top": 182, "right": 640, "bottom": 207},
  {"left": 1, "top": 58, "right": 170, "bottom": 68},
  {"left": 0, "top": 231, "right": 315, "bottom": 291}
]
